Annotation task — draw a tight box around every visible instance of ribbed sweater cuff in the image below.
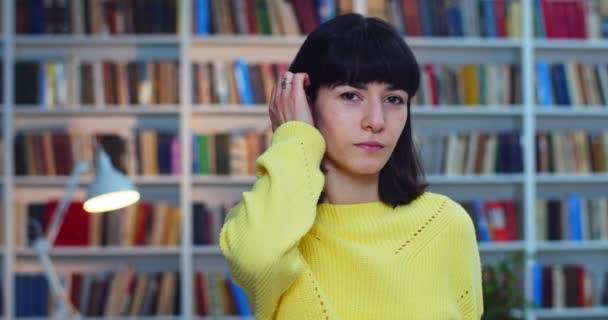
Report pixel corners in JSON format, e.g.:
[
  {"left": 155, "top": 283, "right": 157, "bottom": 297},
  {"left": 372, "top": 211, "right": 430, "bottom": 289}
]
[{"left": 272, "top": 121, "right": 326, "bottom": 162}]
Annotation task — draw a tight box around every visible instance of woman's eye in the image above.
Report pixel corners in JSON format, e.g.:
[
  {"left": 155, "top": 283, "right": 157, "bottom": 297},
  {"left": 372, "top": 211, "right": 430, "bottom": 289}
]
[
  {"left": 386, "top": 96, "right": 405, "bottom": 105},
  {"left": 340, "top": 92, "right": 359, "bottom": 101}
]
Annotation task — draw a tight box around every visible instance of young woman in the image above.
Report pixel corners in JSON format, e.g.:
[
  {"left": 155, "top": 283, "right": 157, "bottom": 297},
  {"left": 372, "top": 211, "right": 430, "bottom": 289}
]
[{"left": 220, "top": 13, "right": 484, "bottom": 319}]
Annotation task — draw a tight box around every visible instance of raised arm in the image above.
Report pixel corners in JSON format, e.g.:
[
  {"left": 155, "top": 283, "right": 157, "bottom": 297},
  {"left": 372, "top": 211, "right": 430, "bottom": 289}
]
[{"left": 219, "top": 121, "right": 325, "bottom": 319}]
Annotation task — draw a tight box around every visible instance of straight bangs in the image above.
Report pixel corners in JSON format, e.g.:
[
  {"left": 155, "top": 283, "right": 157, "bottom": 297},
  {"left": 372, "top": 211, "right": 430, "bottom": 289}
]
[{"left": 309, "top": 24, "right": 420, "bottom": 101}]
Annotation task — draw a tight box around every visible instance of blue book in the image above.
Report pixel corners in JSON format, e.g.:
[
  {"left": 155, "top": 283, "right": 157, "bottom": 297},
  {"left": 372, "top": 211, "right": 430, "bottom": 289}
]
[
  {"left": 317, "top": 0, "right": 336, "bottom": 24},
  {"left": 192, "top": 134, "right": 200, "bottom": 174},
  {"left": 536, "top": 61, "right": 554, "bottom": 107},
  {"left": 234, "top": 59, "right": 255, "bottom": 105},
  {"left": 603, "top": 18, "right": 608, "bottom": 38},
  {"left": 195, "top": 0, "right": 210, "bottom": 35},
  {"left": 28, "top": 0, "right": 45, "bottom": 34},
  {"left": 483, "top": 0, "right": 497, "bottom": 38},
  {"left": 419, "top": 0, "right": 432, "bottom": 36},
  {"left": 553, "top": 64, "right": 571, "bottom": 106},
  {"left": 472, "top": 199, "right": 491, "bottom": 242},
  {"left": 568, "top": 194, "right": 582, "bottom": 241},
  {"left": 227, "top": 273, "right": 253, "bottom": 315},
  {"left": 533, "top": 0, "right": 545, "bottom": 37},
  {"left": 532, "top": 264, "right": 544, "bottom": 308},
  {"left": 446, "top": 4, "right": 464, "bottom": 37}
]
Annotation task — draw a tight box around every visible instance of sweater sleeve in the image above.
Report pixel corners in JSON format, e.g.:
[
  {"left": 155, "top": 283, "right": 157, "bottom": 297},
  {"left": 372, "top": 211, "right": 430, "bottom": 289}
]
[{"left": 219, "top": 121, "right": 326, "bottom": 319}]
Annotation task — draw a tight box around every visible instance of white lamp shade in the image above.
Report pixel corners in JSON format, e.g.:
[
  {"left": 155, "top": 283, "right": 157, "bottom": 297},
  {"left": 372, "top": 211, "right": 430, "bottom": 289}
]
[{"left": 84, "top": 150, "right": 140, "bottom": 213}]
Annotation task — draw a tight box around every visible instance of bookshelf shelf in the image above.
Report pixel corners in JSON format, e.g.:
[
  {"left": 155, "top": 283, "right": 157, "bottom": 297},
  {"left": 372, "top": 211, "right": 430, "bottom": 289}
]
[
  {"left": 535, "top": 108, "right": 608, "bottom": 117},
  {"left": 403, "top": 37, "right": 522, "bottom": 49},
  {"left": 533, "top": 307, "right": 608, "bottom": 319},
  {"left": 15, "top": 247, "right": 181, "bottom": 258},
  {"left": 14, "top": 176, "right": 182, "bottom": 187},
  {"left": 14, "top": 106, "right": 182, "bottom": 117},
  {"left": 478, "top": 241, "right": 526, "bottom": 253},
  {"left": 193, "top": 245, "right": 222, "bottom": 256},
  {"left": 192, "top": 36, "right": 523, "bottom": 50},
  {"left": 534, "top": 39, "right": 608, "bottom": 51},
  {"left": 536, "top": 174, "right": 608, "bottom": 184},
  {"left": 15, "top": 35, "right": 180, "bottom": 46},
  {"left": 536, "top": 241, "right": 608, "bottom": 252}
]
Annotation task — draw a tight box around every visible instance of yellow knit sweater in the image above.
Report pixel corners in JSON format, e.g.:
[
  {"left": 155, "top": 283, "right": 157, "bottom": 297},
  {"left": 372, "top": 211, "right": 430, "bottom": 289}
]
[{"left": 219, "top": 121, "right": 484, "bottom": 319}]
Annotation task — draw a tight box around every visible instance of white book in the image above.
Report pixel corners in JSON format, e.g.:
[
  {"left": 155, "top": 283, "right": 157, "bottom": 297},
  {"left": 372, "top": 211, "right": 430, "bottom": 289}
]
[
  {"left": 483, "top": 133, "right": 497, "bottom": 174},
  {"left": 553, "top": 265, "right": 565, "bottom": 309},
  {"left": 536, "top": 199, "right": 547, "bottom": 241},
  {"left": 580, "top": 196, "right": 590, "bottom": 241},
  {"left": 565, "top": 62, "right": 582, "bottom": 108},
  {"left": 598, "top": 196, "right": 608, "bottom": 241},
  {"left": 465, "top": 132, "right": 479, "bottom": 174},
  {"left": 444, "top": 133, "right": 458, "bottom": 175}
]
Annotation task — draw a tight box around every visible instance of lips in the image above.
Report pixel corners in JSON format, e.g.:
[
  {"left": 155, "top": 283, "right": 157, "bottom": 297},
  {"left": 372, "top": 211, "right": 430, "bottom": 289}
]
[{"left": 354, "top": 141, "right": 385, "bottom": 151}]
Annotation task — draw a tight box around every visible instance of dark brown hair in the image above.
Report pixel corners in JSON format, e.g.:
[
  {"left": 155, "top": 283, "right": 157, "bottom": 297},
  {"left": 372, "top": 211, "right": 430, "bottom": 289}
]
[{"left": 289, "top": 13, "right": 427, "bottom": 207}]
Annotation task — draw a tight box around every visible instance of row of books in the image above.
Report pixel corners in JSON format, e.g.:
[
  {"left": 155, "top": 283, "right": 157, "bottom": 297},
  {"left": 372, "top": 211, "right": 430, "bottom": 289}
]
[
  {"left": 15, "top": 60, "right": 180, "bottom": 107},
  {"left": 532, "top": 264, "right": 608, "bottom": 309},
  {"left": 194, "top": 0, "right": 352, "bottom": 36},
  {"left": 16, "top": 0, "right": 178, "bottom": 35},
  {"left": 412, "top": 64, "right": 522, "bottom": 107},
  {"left": 14, "top": 268, "right": 253, "bottom": 317},
  {"left": 14, "top": 132, "right": 130, "bottom": 176},
  {"left": 536, "top": 62, "right": 608, "bottom": 107},
  {"left": 192, "top": 131, "right": 271, "bottom": 176},
  {"left": 17, "top": 58, "right": 608, "bottom": 109},
  {"left": 461, "top": 198, "right": 520, "bottom": 242},
  {"left": 536, "top": 131, "right": 608, "bottom": 174},
  {"left": 13, "top": 128, "right": 275, "bottom": 177},
  {"left": 536, "top": 195, "right": 608, "bottom": 242},
  {"left": 15, "top": 269, "right": 183, "bottom": 317},
  {"left": 14, "top": 200, "right": 181, "bottom": 248},
  {"left": 416, "top": 131, "right": 523, "bottom": 175},
  {"left": 378, "top": 0, "right": 521, "bottom": 38},
  {"left": 194, "top": 60, "right": 524, "bottom": 107},
  {"left": 534, "top": 0, "right": 608, "bottom": 39}
]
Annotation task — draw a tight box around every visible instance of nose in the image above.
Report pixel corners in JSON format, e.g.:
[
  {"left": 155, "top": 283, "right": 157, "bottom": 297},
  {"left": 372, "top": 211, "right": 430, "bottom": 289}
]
[{"left": 362, "top": 99, "right": 386, "bottom": 134}]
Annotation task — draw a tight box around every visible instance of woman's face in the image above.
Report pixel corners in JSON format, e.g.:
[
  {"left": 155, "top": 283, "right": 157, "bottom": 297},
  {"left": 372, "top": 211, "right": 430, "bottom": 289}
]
[{"left": 314, "top": 81, "right": 409, "bottom": 177}]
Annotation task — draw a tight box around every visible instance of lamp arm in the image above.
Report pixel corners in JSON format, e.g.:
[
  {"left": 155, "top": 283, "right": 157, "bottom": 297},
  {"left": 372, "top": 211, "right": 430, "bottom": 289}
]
[
  {"left": 46, "top": 161, "right": 91, "bottom": 245},
  {"left": 33, "top": 240, "right": 81, "bottom": 319},
  {"left": 33, "top": 160, "right": 90, "bottom": 319}
]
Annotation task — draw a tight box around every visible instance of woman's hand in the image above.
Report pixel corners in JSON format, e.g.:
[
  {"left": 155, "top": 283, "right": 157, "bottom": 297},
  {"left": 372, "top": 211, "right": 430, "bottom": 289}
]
[{"left": 269, "top": 72, "right": 314, "bottom": 132}]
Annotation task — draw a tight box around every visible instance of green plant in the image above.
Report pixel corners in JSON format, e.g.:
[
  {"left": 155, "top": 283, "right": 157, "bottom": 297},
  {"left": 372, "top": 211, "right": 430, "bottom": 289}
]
[{"left": 482, "top": 252, "right": 531, "bottom": 320}]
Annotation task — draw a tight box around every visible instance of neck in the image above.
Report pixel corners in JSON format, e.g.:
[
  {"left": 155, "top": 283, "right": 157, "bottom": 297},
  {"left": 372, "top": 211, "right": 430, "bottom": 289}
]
[{"left": 322, "top": 164, "right": 380, "bottom": 205}]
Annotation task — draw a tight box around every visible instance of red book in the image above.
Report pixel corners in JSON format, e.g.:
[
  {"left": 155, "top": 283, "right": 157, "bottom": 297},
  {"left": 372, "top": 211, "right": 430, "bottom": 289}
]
[
  {"left": 292, "top": 0, "right": 318, "bottom": 34},
  {"left": 577, "top": 266, "right": 586, "bottom": 307},
  {"left": 196, "top": 272, "right": 210, "bottom": 315},
  {"left": 540, "top": 0, "right": 554, "bottom": 38},
  {"left": 501, "top": 200, "right": 518, "bottom": 241},
  {"left": 573, "top": 0, "right": 587, "bottom": 39},
  {"left": 483, "top": 201, "right": 509, "bottom": 242},
  {"left": 69, "top": 273, "right": 84, "bottom": 308},
  {"left": 402, "top": 0, "right": 422, "bottom": 36},
  {"left": 424, "top": 64, "right": 439, "bottom": 106},
  {"left": 43, "top": 200, "right": 90, "bottom": 246},
  {"left": 134, "top": 202, "right": 151, "bottom": 246},
  {"left": 494, "top": 0, "right": 507, "bottom": 37},
  {"left": 245, "top": 0, "right": 259, "bottom": 35}
]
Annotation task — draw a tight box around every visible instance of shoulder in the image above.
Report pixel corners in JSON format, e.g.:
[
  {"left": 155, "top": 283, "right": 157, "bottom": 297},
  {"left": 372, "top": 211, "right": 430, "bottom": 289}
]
[{"left": 415, "top": 192, "right": 476, "bottom": 237}]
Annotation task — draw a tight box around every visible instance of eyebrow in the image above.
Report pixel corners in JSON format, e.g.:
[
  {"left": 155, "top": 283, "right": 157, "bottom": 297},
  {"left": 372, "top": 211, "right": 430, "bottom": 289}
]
[{"left": 337, "top": 82, "right": 403, "bottom": 91}]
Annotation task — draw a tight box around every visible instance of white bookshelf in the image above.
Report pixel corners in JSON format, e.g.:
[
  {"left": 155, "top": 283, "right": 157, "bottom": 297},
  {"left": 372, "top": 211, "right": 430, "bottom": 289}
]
[{"left": 1, "top": 0, "right": 608, "bottom": 319}]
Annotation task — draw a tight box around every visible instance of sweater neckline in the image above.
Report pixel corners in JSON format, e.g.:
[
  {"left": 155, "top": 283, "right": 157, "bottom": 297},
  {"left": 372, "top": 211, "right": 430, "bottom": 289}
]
[
  {"left": 314, "top": 192, "right": 439, "bottom": 226},
  {"left": 316, "top": 201, "right": 395, "bottom": 221}
]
